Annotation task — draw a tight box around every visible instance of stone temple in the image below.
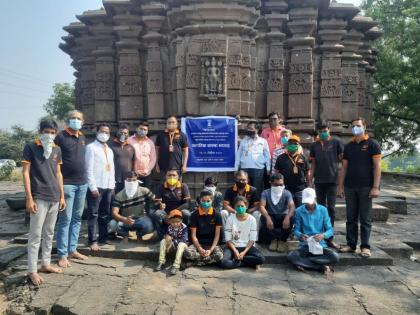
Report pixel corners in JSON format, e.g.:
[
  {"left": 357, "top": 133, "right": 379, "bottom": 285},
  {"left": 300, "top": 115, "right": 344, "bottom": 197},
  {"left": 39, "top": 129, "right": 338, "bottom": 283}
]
[{"left": 60, "top": 0, "right": 381, "bottom": 144}]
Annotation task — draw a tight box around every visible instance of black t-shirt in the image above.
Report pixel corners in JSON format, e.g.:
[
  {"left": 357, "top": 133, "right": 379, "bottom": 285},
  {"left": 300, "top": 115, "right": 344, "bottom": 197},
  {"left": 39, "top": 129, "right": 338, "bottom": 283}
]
[
  {"left": 109, "top": 140, "right": 135, "bottom": 183},
  {"left": 22, "top": 141, "right": 62, "bottom": 202},
  {"left": 309, "top": 137, "right": 343, "bottom": 184},
  {"left": 54, "top": 129, "right": 86, "bottom": 185},
  {"left": 156, "top": 182, "right": 190, "bottom": 213},
  {"left": 223, "top": 184, "right": 259, "bottom": 207},
  {"left": 343, "top": 136, "right": 381, "bottom": 188},
  {"left": 155, "top": 129, "right": 188, "bottom": 172},
  {"left": 189, "top": 208, "right": 223, "bottom": 247},
  {"left": 274, "top": 153, "right": 309, "bottom": 193}
]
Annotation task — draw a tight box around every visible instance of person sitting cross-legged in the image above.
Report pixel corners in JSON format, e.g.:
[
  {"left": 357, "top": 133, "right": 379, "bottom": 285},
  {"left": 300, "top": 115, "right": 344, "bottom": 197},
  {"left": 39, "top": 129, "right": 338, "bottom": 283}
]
[
  {"left": 287, "top": 188, "right": 339, "bottom": 277},
  {"left": 259, "top": 173, "right": 295, "bottom": 253},
  {"left": 110, "top": 172, "right": 157, "bottom": 242},
  {"left": 184, "top": 190, "right": 224, "bottom": 266},
  {"left": 220, "top": 196, "right": 265, "bottom": 270}
]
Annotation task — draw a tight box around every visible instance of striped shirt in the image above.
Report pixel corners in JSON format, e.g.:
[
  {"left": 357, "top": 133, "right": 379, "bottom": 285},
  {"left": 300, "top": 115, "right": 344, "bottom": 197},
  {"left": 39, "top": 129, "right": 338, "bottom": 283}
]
[{"left": 112, "top": 186, "right": 155, "bottom": 218}]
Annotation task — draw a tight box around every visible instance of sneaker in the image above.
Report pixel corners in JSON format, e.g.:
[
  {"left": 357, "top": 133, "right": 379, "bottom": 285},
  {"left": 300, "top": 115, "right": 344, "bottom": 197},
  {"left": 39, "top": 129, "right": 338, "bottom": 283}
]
[
  {"left": 277, "top": 241, "right": 287, "bottom": 253},
  {"left": 141, "top": 232, "right": 155, "bottom": 241},
  {"left": 170, "top": 266, "right": 178, "bottom": 275},
  {"left": 154, "top": 263, "right": 164, "bottom": 272},
  {"left": 269, "top": 239, "right": 278, "bottom": 252}
]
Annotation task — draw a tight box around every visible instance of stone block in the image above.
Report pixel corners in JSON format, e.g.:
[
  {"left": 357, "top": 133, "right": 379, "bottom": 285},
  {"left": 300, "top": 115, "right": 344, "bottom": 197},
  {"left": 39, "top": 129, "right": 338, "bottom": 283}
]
[
  {"left": 335, "top": 203, "right": 390, "bottom": 222},
  {"left": 0, "top": 245, "right": 27, "bottom": 269},
  {"left": 377, "top": 197, "right": 407, "bottom": 215}
]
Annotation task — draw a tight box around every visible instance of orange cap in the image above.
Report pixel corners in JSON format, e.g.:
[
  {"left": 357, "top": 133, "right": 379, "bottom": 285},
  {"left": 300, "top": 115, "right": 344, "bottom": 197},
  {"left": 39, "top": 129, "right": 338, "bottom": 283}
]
[
  {"left": 167, "top": 209, "right": 183, "bottom": 219},
  {"left": 288, "top": 135, "right": 300, "bottom": 143}
]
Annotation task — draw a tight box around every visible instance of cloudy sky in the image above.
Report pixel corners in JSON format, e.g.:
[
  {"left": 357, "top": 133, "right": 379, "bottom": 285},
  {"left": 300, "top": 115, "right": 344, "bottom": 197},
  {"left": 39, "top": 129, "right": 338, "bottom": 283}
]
[{"left": 0, "top": 0, "right": 363, "bottom": 131}]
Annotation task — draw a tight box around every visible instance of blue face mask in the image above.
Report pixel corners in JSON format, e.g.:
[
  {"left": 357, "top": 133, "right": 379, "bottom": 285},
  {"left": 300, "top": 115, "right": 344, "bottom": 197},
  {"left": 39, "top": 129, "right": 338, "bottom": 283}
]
[
  {"left": 352, "top": 126, "right": 364, "bottom": 136},
  {"left": 69, "top": 119, "right": 82, "bottom": 131},
  {"left": 235, "top": 205, "right": 247, "bottom": 215},
  {"left": 200, "top": 201, "right": 212, "bottom": 209},
  {"left": 281, "top": 136, "right": 289, "bottom": 145}
]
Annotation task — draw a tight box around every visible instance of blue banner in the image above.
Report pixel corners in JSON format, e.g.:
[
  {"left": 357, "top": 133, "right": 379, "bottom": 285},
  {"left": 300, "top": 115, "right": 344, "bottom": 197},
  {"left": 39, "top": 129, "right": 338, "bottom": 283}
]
[{"left": 181, "top": 116, "right": 238, "bottom": 172}]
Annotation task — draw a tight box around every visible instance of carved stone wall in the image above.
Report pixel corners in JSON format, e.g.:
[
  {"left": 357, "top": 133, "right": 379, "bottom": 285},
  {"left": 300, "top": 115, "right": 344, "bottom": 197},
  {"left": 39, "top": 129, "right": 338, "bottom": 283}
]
[{"left": 60, "top": 0, "right": 381, "bottom": 137}]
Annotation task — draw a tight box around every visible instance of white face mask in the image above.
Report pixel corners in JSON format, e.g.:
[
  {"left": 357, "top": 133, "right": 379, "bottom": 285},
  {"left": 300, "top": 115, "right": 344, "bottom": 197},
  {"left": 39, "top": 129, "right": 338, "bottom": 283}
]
[
  {"left": 352, "top": 126, "right": 364, "bottom": 136},
  {"left": 204, "top": 186, "right": 216, "bottom": 195},
  {"left": 97, "top": 132, "right": 110, "bottom": 143},
  {"left": 124, "top": 180, "right": 139, "bottom": 198},
  {"left": 40, "top": 133, "right": 56, "bottom": 159},
  {"left": 270, "top": 185, "right": 284, "bottom": 205}
]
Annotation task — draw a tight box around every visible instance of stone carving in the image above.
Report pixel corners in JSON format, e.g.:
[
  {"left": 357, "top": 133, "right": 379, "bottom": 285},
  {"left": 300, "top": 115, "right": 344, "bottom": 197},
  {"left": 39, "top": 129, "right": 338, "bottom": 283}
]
[
  {"left": 241, "top": 70, "right": 251, "bottom": 90},
  {"left": 269, "top": 59, "right": 284, "bottom": 70},
  {"left": 147, "top": 73, "right": 163, "bottom": 93},
  {"left": 267, "top": 72, "right": 283, "bottom": 92},
  {"left": 228, "top": 55, "right": 242, "bottom": 66},
  {"left": 289, "top": 63, "right": 312, "bottom": 74},
  {"left": 95, "top": 81, "right": 115, "bottom": 99},
  {"left": 342, "top": 85, "right": 357, "bottom": 102},
  {"left": 201, "top": 56, "right": 224, "bottom": 97},
  {"left": 202, "top": 39, "right": 225, "bottom": 54},
  {"left": 186, "top": 54, "right": 200, "bottom": 66},
  {"left": 321, "top": 69, "right": 342, "bottom": 80},
  {"left": 119, "top": 77, "right": 142, "bottom": 96},
  {"left": 320, "top": 80, "right": 342, "bottom": 97},
  {"left": 96, "top": 72, "right": 114, "bottom": 81},
  {"left": 185, "top": 68, "right": 199, "bottom": 88},
  {"left": 119, "top": 65, "right": 140, "bottom": 76},
  {"left": 289, "top": 74, "right": 311, "bottom": 94},
  {"left": 228, "top": 68, "right": 240, "bottom": 89},
  {"left": 256, "top": 72, "right": 267, "bottom": 91},
  {"left": 146, "top": 61, "right": 162, "bottom": 72}
]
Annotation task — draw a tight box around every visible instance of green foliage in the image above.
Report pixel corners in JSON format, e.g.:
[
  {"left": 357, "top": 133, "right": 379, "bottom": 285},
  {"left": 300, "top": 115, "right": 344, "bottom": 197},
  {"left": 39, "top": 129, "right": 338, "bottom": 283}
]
[
  {"left": 0, "top": 161, "right": 15, "bottom": 180},
  {"left": 362, "top": 0, "right": 420, "bottom": 155},
  {"left": 0, "top": 125, "right": 36, "bottom": 166},
  {"left": 43, "top": 83, "right": 75, "bottom": 121},
  {"left": 380, "top": 159, "right": 389, "bottom": 172},
  {"left": 385, "top": 151, "right": 420, "bottom": 174}
]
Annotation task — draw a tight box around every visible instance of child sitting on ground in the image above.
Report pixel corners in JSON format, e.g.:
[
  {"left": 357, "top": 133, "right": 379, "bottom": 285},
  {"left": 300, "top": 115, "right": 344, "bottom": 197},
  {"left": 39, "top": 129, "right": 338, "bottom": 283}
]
[{"left": 154, "top": 209, "right": 188, "bottom": 275}]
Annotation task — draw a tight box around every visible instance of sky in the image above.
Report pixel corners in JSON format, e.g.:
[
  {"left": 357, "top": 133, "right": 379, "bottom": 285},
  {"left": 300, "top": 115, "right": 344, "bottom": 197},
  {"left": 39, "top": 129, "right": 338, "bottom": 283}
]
[{"left": 0, "top": 0, "right": 362, "bottom": 131}]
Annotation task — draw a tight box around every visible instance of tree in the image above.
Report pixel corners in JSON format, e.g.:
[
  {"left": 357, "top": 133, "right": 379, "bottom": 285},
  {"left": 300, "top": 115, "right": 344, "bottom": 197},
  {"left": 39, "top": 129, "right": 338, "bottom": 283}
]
[
  {"left": 0, "top": 125, "right": 36, "bottom": 165},
  {"left": 43, "top": 82, "right": 75, "bottom": 121},
  {"left": 362, "top": 0, "right": 420, "bottom": 155}
]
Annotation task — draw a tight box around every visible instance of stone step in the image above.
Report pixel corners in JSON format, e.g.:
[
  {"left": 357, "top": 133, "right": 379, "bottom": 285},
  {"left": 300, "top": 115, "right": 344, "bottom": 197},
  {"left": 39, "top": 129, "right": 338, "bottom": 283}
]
[
  {"left": 75, "top": 240, "right": 394, "bottom": 267},
  {"left": 376, "top": 197, "right": 408, "bottom": 215},
  {"left": 335, "top": 203, "right": 390, "bottom": 222},
  {"left": 0, "top": 245, "right": 27, "bottom": 270}
]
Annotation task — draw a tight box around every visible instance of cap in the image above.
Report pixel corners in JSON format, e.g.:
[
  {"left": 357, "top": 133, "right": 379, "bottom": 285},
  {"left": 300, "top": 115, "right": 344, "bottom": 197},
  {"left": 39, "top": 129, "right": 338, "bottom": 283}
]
[
  {"left": 167, "top": 209, "right": 183, "bottom": 219},
  {"left": 302, "top": 188, "right": 316, "bottom": 204},
  {"left": 288, "top": 135, "right": 300, "bottom": 143}
]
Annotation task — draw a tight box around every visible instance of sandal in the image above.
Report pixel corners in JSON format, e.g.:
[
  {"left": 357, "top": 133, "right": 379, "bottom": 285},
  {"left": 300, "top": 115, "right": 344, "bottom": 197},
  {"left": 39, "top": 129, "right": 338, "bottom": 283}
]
[
  {"left": 360, "top": 248, "right": 371, "bottom": 258},
  {"left": 339, "top": 245, "right": 355, "bottom": 253}
]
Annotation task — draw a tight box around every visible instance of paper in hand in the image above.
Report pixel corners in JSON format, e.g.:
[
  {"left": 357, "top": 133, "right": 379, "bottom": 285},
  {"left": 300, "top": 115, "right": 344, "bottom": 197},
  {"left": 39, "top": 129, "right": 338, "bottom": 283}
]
[{"left": 307, "top": 236, "right": 323, "bottom": 255}]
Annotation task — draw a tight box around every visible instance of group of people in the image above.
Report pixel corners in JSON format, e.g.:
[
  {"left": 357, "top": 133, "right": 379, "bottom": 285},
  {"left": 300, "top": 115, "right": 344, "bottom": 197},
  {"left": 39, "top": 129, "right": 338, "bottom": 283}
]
[{"left": 22, "top": 110, "right": 381, "bottom": 284}]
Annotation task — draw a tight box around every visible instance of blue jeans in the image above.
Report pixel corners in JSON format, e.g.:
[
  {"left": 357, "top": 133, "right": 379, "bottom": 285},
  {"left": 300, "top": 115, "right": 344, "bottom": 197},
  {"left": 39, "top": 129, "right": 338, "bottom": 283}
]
[
  {"left": 117, "top": 216, "right": 154, "bottom": 237},
  {"left": 56, "top": 184, "right": 88, "bottom": 257}
]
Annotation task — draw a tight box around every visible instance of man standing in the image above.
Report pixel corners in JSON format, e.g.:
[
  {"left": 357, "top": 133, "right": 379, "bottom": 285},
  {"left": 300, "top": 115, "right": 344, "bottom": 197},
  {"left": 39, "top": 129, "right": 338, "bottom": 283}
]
[
  {"left": 274, "top": 135, "right": 310, "bottom": 207},
  {"left": 155, "top": 116, "right": 188, "bottom": 180},
  {"left": 261, "top": 112, "right": 285, "bottom": 158},
  {"left": 309, "top": 121, "right": 343, "bottom": 249},
  {"left": 235, "top": 122, "right": 271, "bottom": 196},
  {"left": 22, "top": 119, "right": 65, "bottom": 285},
  {"left": 339, "top": 117, "right": 381, "bottom": 258},
  {"left": 109, "top": 124, "right": 135, "bottom": 194},
  {"left": 127, "top": 121, "right": 156, "bottom": 188},
  {"left": 85, "top": 123, "right": 115, "bottom": 251},
  {"left": 55, "top": 110, "right": 89, "bottom": 268}
]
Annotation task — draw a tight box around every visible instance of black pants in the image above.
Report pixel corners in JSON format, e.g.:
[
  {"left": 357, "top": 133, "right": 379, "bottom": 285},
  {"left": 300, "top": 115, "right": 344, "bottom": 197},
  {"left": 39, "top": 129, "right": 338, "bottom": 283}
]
[
  {"left": 259, "top": 214, "right": 292, "bottom": 243},
  {"left": 220, "top": 246, "right": 265, "bottom": 269},
  {"left": 287, "top": 245, "right": 339, "bottom": 271},
  {"left": 114, "top": 182, "right": 125, "bottom": 195},
  {"left": 138, "top": 174, "right": 152, "bottom": 189},
  {"left": 344, "top": 186, "right": 372, "bottom": 250},
  {"left": 315, "top": 183, "right": 337, "bottom": 241},
  {"left": 241, "top": 168, "right": 265, "bottom": 197},
  {"left": 87, "top": 188, "right": 113, "bottom": 244},
  {"left": 291, "top": 190, "right": 304, "bottom": 208}
]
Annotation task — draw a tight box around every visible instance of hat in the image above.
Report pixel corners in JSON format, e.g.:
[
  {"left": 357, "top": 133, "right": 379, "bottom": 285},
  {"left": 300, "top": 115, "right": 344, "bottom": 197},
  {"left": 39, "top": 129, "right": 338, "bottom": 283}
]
[
  {"left": 167, "top": 209, "right": 183, "bottom": 220},
  {"left": 288, "top": 135, "right": 300, "bottom": 143},
  {"left": 302, "top": 188, "right": 316, "bottom": 204}
]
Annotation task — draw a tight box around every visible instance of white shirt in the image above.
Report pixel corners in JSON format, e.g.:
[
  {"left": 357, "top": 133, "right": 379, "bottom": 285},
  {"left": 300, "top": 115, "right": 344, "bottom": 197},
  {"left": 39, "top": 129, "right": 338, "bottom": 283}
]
[
  {"left": 85, "top": 140, "right": 115, "bottom": 191},
  {"left": 225, "top": 214, "right": 257, "bottom": 247},
  {"left": 235, "top": 136, "right": 271, "bottom": 171}
]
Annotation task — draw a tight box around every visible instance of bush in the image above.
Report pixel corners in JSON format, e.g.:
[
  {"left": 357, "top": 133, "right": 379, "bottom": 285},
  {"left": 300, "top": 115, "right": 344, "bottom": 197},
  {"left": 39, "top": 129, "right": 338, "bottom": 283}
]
[{"left": 0, "top": 161, "right": 15, "bottom": 180}]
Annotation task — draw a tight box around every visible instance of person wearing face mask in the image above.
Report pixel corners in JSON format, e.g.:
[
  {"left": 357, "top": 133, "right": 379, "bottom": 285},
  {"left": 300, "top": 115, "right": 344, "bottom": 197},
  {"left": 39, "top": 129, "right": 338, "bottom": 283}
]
[
  {"left": 259, "top": 173, "right": 295, "bottom": 252},
  {"left": 220, "top": 196, "right": 265, "bottom": 269},
  {"left": 22, "top": 119, "right": 66, "bottom": 285},
  {"left": 109, "top": 124, "right": 135, "bottom": 194},
  {"left": 54, "top": 110, "right": 89, "bottom": 268},
  {"left": 110, "top": 172, "right": 158, "bottom": 243},
  {"left": 274, "top": 135, "right": 310, "bottom": 207},
  {"left": 235, "top": 121, "right": 271, "bottom": 196},
  {"left": 287, "top": 188, "right": 339, "bottom": 277},
  {"left": 270, "top": 129, "right": 292, "bottom": 173},
  {"left": 127, "top": 121, "right": 156, "bottom": 188},
  {"left": 85, "top": 123, "right": 115, "bottom": 251},
  {"left": 338, "top": 117, "right": 381, "bottom": 258},
  {"left": 155, "top": 116, "right": 189, "bottom": 182},
  {"left": 308, "top": 121, "right": 344, "bottom": 249},
  {"left": 202, "top": 177, "right": 223, "bottom": 212},
  {"left": 261, "top": 112, "right": 285, "bottom": 158},
  {"left": 152, "top": 170, "right": 192, "bottom": 238},
  {"left": 222, "top": 171, "right": 260, "bottom": 229},
  {"left": 184, "top": 190, "right": 224, "bottom": 267}
]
